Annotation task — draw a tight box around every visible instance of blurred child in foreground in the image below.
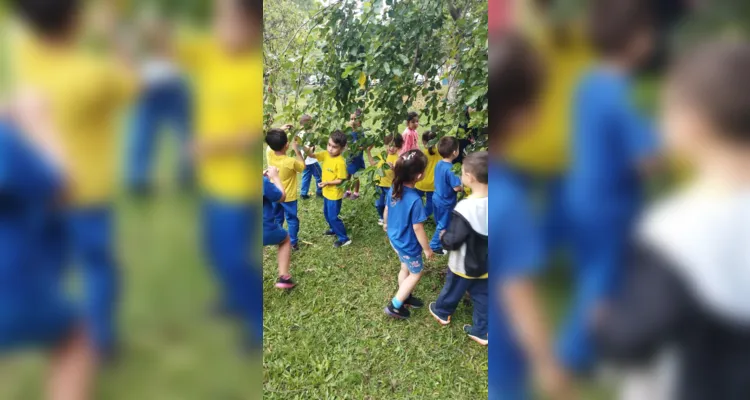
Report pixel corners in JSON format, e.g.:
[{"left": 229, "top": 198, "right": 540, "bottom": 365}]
[
  {"left": 487, "top": 32, "right": 572, "bottom": 400},
  {"left": 558, "top": 0, "right": 660, "bottom": 373},
  {"left": 178, "top": 0, "right": 264, "bottom": 350},
  {"left": 595, "top": 41, "right": 750, "bottom": 400}
]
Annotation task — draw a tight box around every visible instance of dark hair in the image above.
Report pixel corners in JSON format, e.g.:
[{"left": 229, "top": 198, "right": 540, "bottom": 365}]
[
  {"left": 668, "top": 41, "right": 750, "bottom": 145},
  {"left": 422, "top": 131, "right": 437, "bottom": 155},
  {"left": 392, "top": 134, "right": 404, "bottom": 149},
  {"left": 463, "top": 151, "right": 488, "bottom": 184},
  {"left": 265, "top": 129, "right": 288, "bottom": 151},
  {"left": 12, "top": 0, "right": 80, "bottom": 37},
  {"left": 588, "top": 0, "right": 653, "bottom": 56},
  {"left": 239, "top": 0, "right": 263, "bottom": 22},
  {"left": 300, "top": 114, "right": 312, "bottom": 125},
  {"left": 407, "top": 111, "right": 419, "bottom": 123},
  {"left": 489, "top": 32, "right": 544, "bottom": 144},
  {"left": 438, "top": 136, "right": 459, "bottom": 158},
  {"left": 330, "top": 130, "right": 348, "bottom": 147},
  {"left": 392, "top": 150, "right": 428, "bottom": 200}
]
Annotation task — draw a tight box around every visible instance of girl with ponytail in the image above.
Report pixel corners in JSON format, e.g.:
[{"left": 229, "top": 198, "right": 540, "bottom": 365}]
[{"left": 383, "top": 149, "right": 433, "bottom": 319}]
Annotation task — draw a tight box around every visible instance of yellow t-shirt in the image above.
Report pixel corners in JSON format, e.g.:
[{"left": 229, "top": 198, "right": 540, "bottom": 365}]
[
  {"left": 267, "top": 152, "right": 305, "bottom": 202},
  {"left": 376, "top": 153, "right": 399, "bottom": 188},
  {"left": 415, "top": 149, "right": 442, "bottom": 192},
  {"left": 316, "top": 151, "right": 347, "bottom": 200},
  {"left": 179, "top": 37, "right": 263, "bottom": 201},
  {"left": 506, "top": 21, "right": 593, "bottom": 175},
  {"left": 13, "top": 36, "right": 136, "bottom": 206}
]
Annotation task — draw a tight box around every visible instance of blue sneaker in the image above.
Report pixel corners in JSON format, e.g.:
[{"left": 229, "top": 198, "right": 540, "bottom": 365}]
[
  {"left": 429, "top": 302, "right": 450, "bottom": 326},
  {"left": 463, "top": 325, "right": 488, "bottom": 346}
]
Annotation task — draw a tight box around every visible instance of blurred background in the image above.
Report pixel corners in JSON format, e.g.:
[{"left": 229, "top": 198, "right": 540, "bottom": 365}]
[{"left": 0, "top": 1, "right": 262, "bottom": 399}]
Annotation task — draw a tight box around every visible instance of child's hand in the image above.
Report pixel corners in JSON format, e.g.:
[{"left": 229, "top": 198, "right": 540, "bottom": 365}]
[
  {"left": 382, "top": 223, "right": 388, "bottom": 232},
  {"left": 439, "top": 230, "right": 446, "bottom": 239},
  {"left": 266, "top": 166, "right": 280, "bottom": 180},
  {"left": 536, "top": 362, "right": 575, "bottom": 400},
  {"left": 317, "top": 182, "right": 327, "bottom": 188},
  {"left": 424, "top": 249, "right": 434, "bottom": 260},
  {"left": 281, "top": 124, "right": 293, "bottom": 131}
]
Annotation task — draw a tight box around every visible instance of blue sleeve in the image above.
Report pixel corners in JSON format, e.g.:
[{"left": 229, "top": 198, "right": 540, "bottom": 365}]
[
  {"left": 0, "top": 125, "right": 61, "bottom": 201},
  {"left": 616, "top": 86, "right": 660, "bottom": 165},
  {"left": 262, "top": 177, "right": 283, "bottom": 203},
  {"left": 495, "top": 199, "right": 542, "bottom": 279},
  {"left": 448, "top": 170, "right": 462, "bottom": 188},
  {"left": 410, "top": 198, "right": 428, "bottom": 225}
]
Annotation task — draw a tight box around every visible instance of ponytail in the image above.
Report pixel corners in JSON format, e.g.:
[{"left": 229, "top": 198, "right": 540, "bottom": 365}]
[
  {"left": 391, "top": 149, "right": 428, "bottom": 201},
  {"left": 422, "top": 131, "right": 437, "bottom": 156}
]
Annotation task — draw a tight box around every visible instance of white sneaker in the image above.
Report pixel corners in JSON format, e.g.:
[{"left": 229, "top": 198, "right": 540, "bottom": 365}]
[{"left": 377, "top": 219, "right": 384, "bottom": 226}]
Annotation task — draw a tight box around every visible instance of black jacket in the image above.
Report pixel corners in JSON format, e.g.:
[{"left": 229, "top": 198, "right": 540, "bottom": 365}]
[{"left": 441, "top": 197, "right": 488, "bottom": 278}]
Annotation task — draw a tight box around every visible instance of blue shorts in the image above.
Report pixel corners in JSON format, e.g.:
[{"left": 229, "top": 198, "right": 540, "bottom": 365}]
[
  {"left": 346, "top": 156, "right": 366, "bottom": 176},
  {"left": 0, "top": 296, "right": 77, "bottom": 352},
  {"left": 396, "top": 252, "right": 424, "bottom": 274},
  {"left": 263, "top": 226, "right": 288, "bottom": 246}
]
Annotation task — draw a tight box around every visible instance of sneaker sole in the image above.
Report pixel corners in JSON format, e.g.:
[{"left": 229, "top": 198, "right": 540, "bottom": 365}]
[
  {"left": 275, "top": 283, "right": 296, "bottom": 289},
  {"left": 339, "top": 240, "right": 352, "bottom": 247},
  {"left": 405, "top": 303, "right": 423, "bottom": 309},
  {"left": 467, "top": 334, "right": 488, "bottom": 346},
  {"left": 429, "top": 304, "right": 451, "bottom": 326},
  {"left": 383, "top": 307, "right": 409, "bottom": 319}
]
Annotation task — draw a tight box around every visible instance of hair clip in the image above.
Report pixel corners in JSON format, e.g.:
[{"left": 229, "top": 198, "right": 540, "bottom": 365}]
[{"left": 402, "top": 152, "right": 416, "bottom": 161}]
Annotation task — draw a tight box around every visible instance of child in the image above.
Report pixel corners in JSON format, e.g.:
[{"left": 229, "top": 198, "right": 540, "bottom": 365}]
[
  {"left": 178, "top": 0, "right": 264, "bottom": 349},
  {"left": 127, "top": 11, "right": 192, "bottom": 195},
  {"left": 365, "top": 134, "right": 403, "bottom": 225},
  {"left": 262, "top": 166, "right": 295, "bottom": 289},
  {"left": 430, "top": 136, "right": 463, "bottom": 254},
  {"left": 345, "top": 111, "right": 365, "bottom": 199},
  {"left": 594, "top": 41, "right": 750, "bottom": 400},
  {"left": 400, "top": 111, "right": 420, "bottom": 155},
  {"left": 383, "top": 149, "right": 433, "bottom": 319},
  {"left": 414, "top": 131, "right": 441, "bottom": 218},
  {"left": 559, "top": 0, "right": 659, "bottom": 373},
  {"left": 304, "top": 130, "right": 352, "bottom": 248},
  {"left": 297, "top": 114, "right": 323, "bottom": 199},
  {"left": 266, "top": 128, "right": 305, "bottom": 251},
  {"left": 429, "top": 151, "right": 488, "bottom": 345},
  {"left": 0, "top": 92, "right": 94, "bottom": 400},
  {"left": 13, "top": 0, "right": 137, "bottom": 360},
  {"left": 487, "top": 32, "right": 572, "bottom": 400}
]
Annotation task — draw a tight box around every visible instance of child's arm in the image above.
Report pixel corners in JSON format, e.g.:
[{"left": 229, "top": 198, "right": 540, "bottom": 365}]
[
  {"left": 318, "top": 178, "right": 343, "bottom": 188},
  {"left": 383, "top": 205, "right": 389, "bottom": 232},
  {"left": 303, "top": 145, "right": 318, "bottom": 159},
  {"left": 193, "top": 134, "right": 257, "bottom": 159},
  {"left": 440, "top": 212, "right": 470, "bottom": 250},
  {"left": 502, "top": 279, "right": 573, "bottom": 399},
  {"left": 264, "top": 166, "right": 286, "bottom": 203},
  {"left": 412, "top": 223, "right": 433, "bottom": 260},
  {"left": 291, "top": 140, "right": 306, "bottom": 167},
  {"left": 365, "top": 147, "right": 378, "bottom": 167}
]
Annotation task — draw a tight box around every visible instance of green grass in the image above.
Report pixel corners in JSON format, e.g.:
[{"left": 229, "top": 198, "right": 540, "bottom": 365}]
[
  {"left": 262, "top": 189, "right": 489, "bottom": 399},
  {"left": 0, "top": 138, "right": 261, "bottom": 400}
]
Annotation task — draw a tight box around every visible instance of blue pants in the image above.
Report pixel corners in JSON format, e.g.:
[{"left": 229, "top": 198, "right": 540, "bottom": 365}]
[
  {"left": 556, "top": 216, "right": 633, "bottom": 372},
  {"left": 433, "top": 271, "right": 488, "bottom": 336},
  {"left": 416, "top": 189, "right": 433, "bottom": 218},
  {"left": 512, "top": 172, "right": 569, "bottom": 259},
  {"left": 273, "top": 201, "right": 299, "bottom": 246},
  {"left": 323, "top": 199, "right": 348, "bottom": 242},
  {"left": 66, "top": 207, "right": 119, "bottom": 354},
  {"left": 430, "top": 203, "right": 453, "bottom": 251},
  {"left": 203, "top": 199, "right": 263, "bottom": 346},
  {"left": 375, "top": 186, "right": 388, "bottom": 219},
  {"left": 300, "top": 163, "right": 322, "bottom": 197},
  {"left": 489, "top": 286, "right": 530, "bottom": 400},
  {"left": 126, "top": 80, "right": 193, "bottom": 190}
]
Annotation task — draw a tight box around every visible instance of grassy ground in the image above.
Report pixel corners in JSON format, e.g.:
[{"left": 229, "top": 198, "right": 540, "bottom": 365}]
[
  {"left": 262, "top": 188, "right": 489, "bottom": 399},
  {"left": 0, "top": 139, "right": 261, "bottom": 400}
]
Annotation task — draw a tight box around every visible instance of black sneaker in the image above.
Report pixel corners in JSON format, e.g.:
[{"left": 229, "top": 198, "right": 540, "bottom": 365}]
[
  {"left": 432, "top": 248, "right": 448, "bottom": 256},
  {"left": 384, "top": 302, "right": 411, "bottom": 319},
  {"left": 463, "top": 324, "right": 488, "bottom": 346},
  {"left": 323, "top": 230, "right": 336, "bottom": 236},
  {"left": 405, "top": 295, "right": 424, "bottom": 309},
  {"left": 275, "top": 275, "right": 296, "bottom": 290},
  {"left": 292, "top": 243, "right": 300, "bottom": 251},
  {"left": 333, "top": 239, "right": 352, "bottom": 248},
  {"left": 301, "top": 194, "right": 311, "bottom": 200}
]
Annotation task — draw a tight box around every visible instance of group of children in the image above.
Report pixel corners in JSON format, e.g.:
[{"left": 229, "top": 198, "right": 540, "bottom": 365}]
[{"left": 262, "top": 110, "right": 491, "bottom": 344}]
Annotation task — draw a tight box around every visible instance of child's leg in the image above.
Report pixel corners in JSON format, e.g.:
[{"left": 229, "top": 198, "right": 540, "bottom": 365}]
[
  {"left": 352, "top": 179, "right": 360, "bottom": 194},
  {"left": 48, "top": 328, "right": 94, "bottom": 400},
  {"left": 433, "top": 270, "right": 471, "bottom": 319},
  {"left": 67, "top": 208, "right": 119, "bottom": 356},
  {"left": 325, "top": 199, "right": 349, "bottom": 242},
  {"left": 430, "top": 205, "right": 450, "bottom": 250},
  {"left": 283, "top": 201, "right": 299, "bottom": 246},
  {"left": 126, "top": 92, "right": 159, "bottom": 191},
  {"left": 425, "top": 192, "right": 433, "bottom": 218},
  {"left": 166, "top": 80, "right": 194, "bottom": 188},
  {"left": 323, "top": 199, "right": 333, "bottom": 230},
  {"left": 312, "top": 163, "right": 323, "bottom": 196},
  {"left": 273, "top": 201, "right": 285, "bottom": 228},
  {"left": 467, "top": 279, "right": 488, "bottom": 336},
  {"left": 301, "top": 165, "right": 312, "bottom": 196},
  {"left": 277, "top": 234, "right": 291, "bottom": 277},
  {"left": 375, "top": 187, "right": 386, "bottom": 219},
  {"left": 395, "top": 270, "right": 423, "bottom": 303},
  {"left": 397, "top": 262, "right": 409, "bottom": 286}
]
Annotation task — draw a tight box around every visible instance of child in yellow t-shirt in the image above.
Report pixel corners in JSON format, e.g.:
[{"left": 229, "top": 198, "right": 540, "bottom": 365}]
[
  {"left": 265, "top": 128, "right": 305, "bottom": 251},
  {"left": 177, "top": 0, "right": 264, "bottom": 350},
  {"left": 414, "top": 131, "right": 442, "bottom": 218},
  {"left": 365, "top": 134, "right": 404, "bottom": 225},
  {"left": 304, "top": 130, "right": 351, "bottom": 248}
]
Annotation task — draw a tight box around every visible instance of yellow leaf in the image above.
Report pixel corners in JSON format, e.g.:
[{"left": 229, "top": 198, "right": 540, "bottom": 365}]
[{"left": 358, "top": 71, "right": 367, "bottom": 90}]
